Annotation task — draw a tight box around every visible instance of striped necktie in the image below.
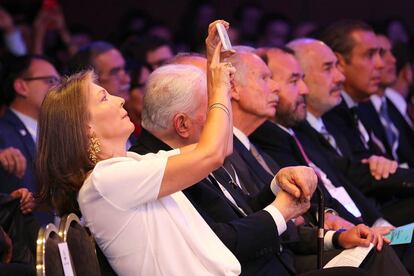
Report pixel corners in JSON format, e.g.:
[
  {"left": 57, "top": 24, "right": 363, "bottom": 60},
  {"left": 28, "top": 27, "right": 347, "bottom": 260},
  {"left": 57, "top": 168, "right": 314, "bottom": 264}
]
[{"left": 378, "top": 97, "right": 399, "bottom": 161}]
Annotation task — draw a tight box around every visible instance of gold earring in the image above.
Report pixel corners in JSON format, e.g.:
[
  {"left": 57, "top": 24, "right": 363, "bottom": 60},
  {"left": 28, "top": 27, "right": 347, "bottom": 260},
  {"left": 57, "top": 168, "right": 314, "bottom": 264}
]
[{"left": 88, "top": 134, "right": 101, "bottom": 165}]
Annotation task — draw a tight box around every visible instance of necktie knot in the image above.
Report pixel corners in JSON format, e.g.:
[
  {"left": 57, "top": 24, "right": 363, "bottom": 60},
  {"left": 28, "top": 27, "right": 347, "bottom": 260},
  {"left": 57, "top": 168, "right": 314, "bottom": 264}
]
[{"left": 320, "top": 125, "right": 342, "bottom": 156}]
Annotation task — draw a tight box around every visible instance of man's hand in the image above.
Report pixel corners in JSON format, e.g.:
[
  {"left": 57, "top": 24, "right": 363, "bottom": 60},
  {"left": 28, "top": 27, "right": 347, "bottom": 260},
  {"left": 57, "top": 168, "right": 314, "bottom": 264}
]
[
  {"left": 361, "top": 155, "right": 397, "bottom": 180},
  {"left": 371, "top": 226, "right": 394, "bottom": 236},
  {"left": 272, "top": 190, "right": 311, "bottom": 222},
  {"left": 324, "top": 212, "right": 355, "bottom": 230},
  {"left": 275, "top": 166, "right": 318, "bottom": 201},
  {"left": 0, "top": 147, "right": 27, "bottom": 178},
  {"left": 338, "top": 224, "right": 390, "bottom": 251},
  {"left": 10, "top": 188, "right": 35, "bottom": 214}
]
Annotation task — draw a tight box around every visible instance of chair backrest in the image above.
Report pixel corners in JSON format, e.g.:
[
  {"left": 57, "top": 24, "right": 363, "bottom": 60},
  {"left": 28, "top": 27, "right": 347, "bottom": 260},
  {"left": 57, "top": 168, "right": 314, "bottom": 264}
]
[
  {"left": 36, "top": 223, "right": 67, "bottom": 276},
  {"left": 95, "top": 243, "right": 118, "bottom": 276},
  {"left": 59, "top": 214, "right": 101, "bottom": 276}
]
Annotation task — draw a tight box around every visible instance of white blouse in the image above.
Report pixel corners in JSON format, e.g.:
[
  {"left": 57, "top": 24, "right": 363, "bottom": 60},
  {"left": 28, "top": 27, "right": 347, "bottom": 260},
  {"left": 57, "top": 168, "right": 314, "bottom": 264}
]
[{"left": 78, "top": 151, "right": 241, "bottom": 276}]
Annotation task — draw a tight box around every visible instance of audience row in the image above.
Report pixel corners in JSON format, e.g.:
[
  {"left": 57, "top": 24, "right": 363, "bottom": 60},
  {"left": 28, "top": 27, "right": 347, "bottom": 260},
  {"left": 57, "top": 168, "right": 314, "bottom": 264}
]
[{"left": 1, "top": 16, "right": 414, "bottom": 275}]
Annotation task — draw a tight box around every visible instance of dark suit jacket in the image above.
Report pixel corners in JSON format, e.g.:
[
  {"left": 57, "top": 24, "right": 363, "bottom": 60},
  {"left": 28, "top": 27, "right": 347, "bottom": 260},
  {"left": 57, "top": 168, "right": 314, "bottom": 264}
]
[
  {"left": 357, "top": 100, "right": 414, "bottom": 167},
  {"left": 323, "top": 99, "right": 380, "bottom": 160},
  {"left": 249, "top": 120, "right": 382, "bottom": 226},
  {"left": 322, "top": 101, "right": 414, "bottom": 197},
  {"left": 229, "top": 135, "right": 325, "bottom": 255},
  {"left": 387, "top": 98, "right": 414, "bottom": 143},
  {"left": 0, "top": 109, "right": 36, "bottom": 194},
  {"left": 130, "top": 129, "right": 294, "bottom": 276},
  {"left": 0, "top": 109, "right": 54, "bottom": 225}
]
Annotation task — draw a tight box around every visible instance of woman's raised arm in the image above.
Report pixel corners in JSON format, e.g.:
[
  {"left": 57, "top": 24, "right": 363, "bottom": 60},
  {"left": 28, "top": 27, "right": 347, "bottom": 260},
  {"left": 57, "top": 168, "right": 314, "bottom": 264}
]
[{"left": 158, "top": 20, "right": 235, "bottom": 198}]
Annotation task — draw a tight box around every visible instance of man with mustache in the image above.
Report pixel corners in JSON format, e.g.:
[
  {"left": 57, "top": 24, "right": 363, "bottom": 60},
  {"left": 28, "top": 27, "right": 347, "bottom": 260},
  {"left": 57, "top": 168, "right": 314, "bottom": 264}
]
[
  {"left": 250, "top": 46, "right": 379, "bottom": 229},
  {"left": 317, "top": 20, "right": 414, "bottom": 227},
  {"left": 249, "top": 42, "right": 414, "bottom": 274},
  {"left": 319, "top": 20, "right": 397, "bottom": 169}
]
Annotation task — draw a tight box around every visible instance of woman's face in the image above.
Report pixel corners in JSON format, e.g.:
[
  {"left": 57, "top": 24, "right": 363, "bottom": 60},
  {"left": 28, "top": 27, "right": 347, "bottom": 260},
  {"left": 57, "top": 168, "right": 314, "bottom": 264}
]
[{"left": 87, "top": 81, "right": 134, "bottom": 142}]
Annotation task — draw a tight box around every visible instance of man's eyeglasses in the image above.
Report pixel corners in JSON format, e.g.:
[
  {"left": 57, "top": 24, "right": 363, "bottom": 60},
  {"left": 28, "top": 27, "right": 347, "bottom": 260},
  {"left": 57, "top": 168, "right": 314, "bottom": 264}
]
[{"left": 23, "top": 76, "right": 61, "bottom": 86}]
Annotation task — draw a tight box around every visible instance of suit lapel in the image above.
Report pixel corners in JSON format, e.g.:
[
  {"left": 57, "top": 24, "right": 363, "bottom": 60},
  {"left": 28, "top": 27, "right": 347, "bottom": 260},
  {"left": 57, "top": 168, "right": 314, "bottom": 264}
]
[
  {"left": 3, "top": 109, "right": 36, "bottom": 163},
  {"left": 233, "top": 137, "right": 273, "bottom": 188}
]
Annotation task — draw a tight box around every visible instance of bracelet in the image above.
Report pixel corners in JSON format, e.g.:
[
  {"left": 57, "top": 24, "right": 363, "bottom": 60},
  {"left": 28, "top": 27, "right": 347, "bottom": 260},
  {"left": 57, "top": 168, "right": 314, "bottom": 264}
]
[
  {"left": 332, "top": 228, "right": 347, "bottom": 249},
  {"left": 208, "top": 103, "right": 230, "bottom": 118}
]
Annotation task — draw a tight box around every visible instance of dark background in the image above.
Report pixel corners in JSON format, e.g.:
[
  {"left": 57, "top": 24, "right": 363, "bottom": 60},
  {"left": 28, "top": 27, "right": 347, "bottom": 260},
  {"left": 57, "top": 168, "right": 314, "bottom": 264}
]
[{"left": 1, "top": 0, "right": 413, "bottom": 39}]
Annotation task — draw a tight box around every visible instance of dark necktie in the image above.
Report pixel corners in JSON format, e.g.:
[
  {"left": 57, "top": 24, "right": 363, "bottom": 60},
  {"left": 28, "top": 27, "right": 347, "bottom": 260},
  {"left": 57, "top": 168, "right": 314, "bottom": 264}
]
[
  {"left": 250, "top": 143, "right": 274, "bottom": 175},
  {"left": 350, "top": 106, "right": 370, "bottom": 150},
  {"left": 211, "top": 167, "right": 254, "bottom": 215}
]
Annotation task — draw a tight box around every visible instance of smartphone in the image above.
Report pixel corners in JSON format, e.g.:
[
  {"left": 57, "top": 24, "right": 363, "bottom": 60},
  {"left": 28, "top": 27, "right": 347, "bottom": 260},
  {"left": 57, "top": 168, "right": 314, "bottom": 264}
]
[{"left": 216, "top": 23, "right": 233, "bottom": 51}]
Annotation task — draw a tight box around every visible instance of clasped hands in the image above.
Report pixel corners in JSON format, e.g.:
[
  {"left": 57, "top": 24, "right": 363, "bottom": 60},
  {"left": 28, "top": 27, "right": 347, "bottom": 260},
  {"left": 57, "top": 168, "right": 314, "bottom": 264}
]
[{"left": 271, "top": 166, "right": 317, "bottom": 222}]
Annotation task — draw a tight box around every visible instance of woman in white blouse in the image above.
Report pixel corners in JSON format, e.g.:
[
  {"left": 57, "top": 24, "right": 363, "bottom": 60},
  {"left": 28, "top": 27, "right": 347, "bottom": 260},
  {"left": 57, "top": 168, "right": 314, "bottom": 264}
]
[{"left": 36, "top": 20, "right": 240, "bottom": 275}]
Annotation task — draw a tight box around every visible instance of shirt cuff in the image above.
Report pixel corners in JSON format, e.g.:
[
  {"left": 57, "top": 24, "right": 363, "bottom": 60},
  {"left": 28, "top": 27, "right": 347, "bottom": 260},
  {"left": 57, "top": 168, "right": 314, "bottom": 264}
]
[
  {"left": 324, "top": 230, "right": 335, "bottom": 250},
  {"left": 372, "top": 217, "right": 394, "bottom": 227},
  {"left": 270, "top": 177, "right": 281, "bottom": 195},
  {"left": 264, "top": 204, "right": 287, "bottom": 236}
]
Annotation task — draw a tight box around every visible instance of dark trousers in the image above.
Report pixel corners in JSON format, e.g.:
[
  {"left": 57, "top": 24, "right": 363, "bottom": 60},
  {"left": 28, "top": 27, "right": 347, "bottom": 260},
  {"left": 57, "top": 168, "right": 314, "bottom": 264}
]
[{"left": 295, "top": 245, "right": 409, "bottom": 276}]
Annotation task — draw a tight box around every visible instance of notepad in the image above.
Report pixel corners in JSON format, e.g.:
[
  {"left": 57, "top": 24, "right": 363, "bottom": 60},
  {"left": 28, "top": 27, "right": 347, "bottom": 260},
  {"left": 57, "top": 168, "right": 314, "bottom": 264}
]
[{"left": 324, "top": 244, "right": 374, "bottom": 268}]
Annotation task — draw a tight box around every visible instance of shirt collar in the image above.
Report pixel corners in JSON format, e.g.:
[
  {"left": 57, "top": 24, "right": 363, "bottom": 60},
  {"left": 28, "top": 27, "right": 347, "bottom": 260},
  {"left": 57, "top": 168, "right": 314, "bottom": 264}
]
[
  {"left": 10, "top": 108, "right": 38, "bottom": 142},
  {"left": 341, "top": 90, "right": 358, "bottom": 108},
  {"left": 306, "top": 112, "right": 325, "bottom": 133},
  {"left": 233, "top": 127, "right": 250, "bottom": 150},
  {"left": 370, "top": 94, "right": 384, "bottom": 113},
  {"left": 275, "top": 123, "right": 294, "bottom": 136},
  {"left": 385, "top": 87, "right": 407, "bottom": 114}
]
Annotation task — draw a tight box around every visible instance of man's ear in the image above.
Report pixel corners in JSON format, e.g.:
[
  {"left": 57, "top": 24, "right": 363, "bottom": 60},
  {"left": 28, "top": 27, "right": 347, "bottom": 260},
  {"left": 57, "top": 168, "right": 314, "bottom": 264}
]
[
  {"left": 173, "top": 113, "right": 190, "bottom": 138},
  {"left": 402, "top": 64, "right": 413, "bottom": 83},
  {"left": 13, "top": 79, "right": 29, "bottom": 97},
  {"left": 335, "top": 53, "right": 347, "bottom": 74},
  {"left": 230, "top": 80, "right": 240, "bottom": 101}
]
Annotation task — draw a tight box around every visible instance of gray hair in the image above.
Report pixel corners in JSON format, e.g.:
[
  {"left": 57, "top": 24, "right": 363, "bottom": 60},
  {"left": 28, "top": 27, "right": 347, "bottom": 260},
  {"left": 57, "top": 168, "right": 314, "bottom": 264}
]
[{"left": 142, "top": 64, "right": 206, "bottom": 131}]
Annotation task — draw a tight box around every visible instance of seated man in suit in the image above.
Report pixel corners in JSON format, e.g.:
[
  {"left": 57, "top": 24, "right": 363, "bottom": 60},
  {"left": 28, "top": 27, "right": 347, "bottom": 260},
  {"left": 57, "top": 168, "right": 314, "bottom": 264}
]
[
  {"left": 249, "top": 45, "right": 414, "bottom": 273},
  {"left": 316, "top": 21, "right": 414, "bottom": 225},
  {"left": 0, "top": 55, "right": 59, "bottom": 225},
  {"left": 386, "top": 42, "right": 414, "bottom": 128},
  {"left": 357, "top": 33, "right": 414, "bottom": 167},
  {"left": 319, "top": 20, "right": 414, "bottom": 168},
  {"left": 289, "top": 40, "right": 414, "bottom": 225},
  {"left": 253, "top": 42, "right": 414, "bottom": 226},
  {"left": 250, "top": 46, "right": 385, "bottom": 228},
  {"left": 130, "top": 53, "right": 406, "bottom": 275}
]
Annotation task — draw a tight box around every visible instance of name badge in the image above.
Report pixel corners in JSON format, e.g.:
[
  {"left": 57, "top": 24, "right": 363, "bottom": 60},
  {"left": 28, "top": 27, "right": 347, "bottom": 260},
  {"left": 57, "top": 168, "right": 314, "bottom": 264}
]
[{"left": 58, "top": 242, "right": 75, "bottom": 276}]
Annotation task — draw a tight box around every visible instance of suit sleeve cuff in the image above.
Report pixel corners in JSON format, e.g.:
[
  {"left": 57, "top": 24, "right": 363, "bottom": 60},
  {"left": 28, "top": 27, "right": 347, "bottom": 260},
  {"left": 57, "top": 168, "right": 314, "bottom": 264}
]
[{"left": 264, "top": 205, "right": 287, "bottom": 236}]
